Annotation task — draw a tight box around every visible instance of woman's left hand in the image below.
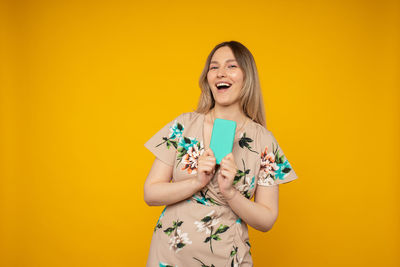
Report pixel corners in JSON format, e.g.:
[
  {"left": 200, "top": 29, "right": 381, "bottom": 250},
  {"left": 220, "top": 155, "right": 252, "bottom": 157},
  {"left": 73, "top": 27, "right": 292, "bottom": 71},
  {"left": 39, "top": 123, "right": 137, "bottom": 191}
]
[{"left": 217, "top": 153, "right": 238, "bottom": 201}]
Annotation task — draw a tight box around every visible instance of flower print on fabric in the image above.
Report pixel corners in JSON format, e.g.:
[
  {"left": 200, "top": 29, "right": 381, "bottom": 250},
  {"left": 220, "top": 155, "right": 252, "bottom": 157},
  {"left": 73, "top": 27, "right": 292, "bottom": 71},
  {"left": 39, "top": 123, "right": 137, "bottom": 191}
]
[
  {"left": 232, "top": 159, "right": 250, "bottom": 186},
  {"left": 154, "top": 119, "right": 205, "bottom": 174},
  {"left": 164, "top": 219, "right": 192, "bottom": 253},
  {"left": 246, "top": 240, "right": 252, "bottom": 255},
  {"left": 159, "top": 262, "right": 178, "bottom": 267},
  {"left": 179, "top": 139, "right": 204, "bottom": 174},
  {"left": 258, "top": 142, "right": 294, "bottom": 186},
  {"left": 191, "top": 189, "right": 221, "bottom": 206},
  {"left": 229, "top": 245, "right": 243, "bottom": 267},
  {"left": 245, "top": 240, "right": 251, "bottom": 255},
  {"left": 237, "top": 175, "right": 255, "bottom": 199},
  {"left": 155, "top": 120, "right": 184, "bottom": 149},
  {"left": 194, "top": 210, "right": 220, "bottom": 235},
  {"left": 233, "top": 159, "right": 255, "bottom": 199},
  {"left": 238, "top": 132, "right": 258, "bottom": 154},
  {"left": 168, "top": 229, "right": 192, "bottom": 253},
  {"left": 194, "top": 210, "right": 230, "bottom": 254},
  {"left": 192, "top": 257, "right": 216, "bottom": 267},
  {"left": 154, "top": 206, "right": 167, "bottom": 232}
]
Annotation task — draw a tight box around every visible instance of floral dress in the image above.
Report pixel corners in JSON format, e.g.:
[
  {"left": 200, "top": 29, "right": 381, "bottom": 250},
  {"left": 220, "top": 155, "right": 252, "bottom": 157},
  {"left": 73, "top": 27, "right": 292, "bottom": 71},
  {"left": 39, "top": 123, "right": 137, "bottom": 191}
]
[{"left": 144, "top": 112, "right": 298, "bottom": 267}]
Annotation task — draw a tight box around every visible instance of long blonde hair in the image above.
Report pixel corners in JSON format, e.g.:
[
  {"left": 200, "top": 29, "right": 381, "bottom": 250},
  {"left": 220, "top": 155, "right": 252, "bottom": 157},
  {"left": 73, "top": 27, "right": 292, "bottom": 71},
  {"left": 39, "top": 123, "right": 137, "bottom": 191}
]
[{"left": 195, "top": 41, "right": 267, "bottom": 128}]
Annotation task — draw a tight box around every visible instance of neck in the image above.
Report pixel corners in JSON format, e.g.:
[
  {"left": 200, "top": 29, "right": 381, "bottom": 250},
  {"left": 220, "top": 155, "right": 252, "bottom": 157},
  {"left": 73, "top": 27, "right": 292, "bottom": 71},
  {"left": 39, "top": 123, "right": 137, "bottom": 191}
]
[{"left": 212, "top": 102, "right": 247, "bottom": 124}]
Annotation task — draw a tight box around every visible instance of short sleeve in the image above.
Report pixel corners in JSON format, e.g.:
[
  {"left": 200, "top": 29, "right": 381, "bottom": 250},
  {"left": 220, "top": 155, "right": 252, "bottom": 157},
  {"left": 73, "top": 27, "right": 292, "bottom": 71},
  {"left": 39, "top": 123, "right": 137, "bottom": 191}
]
[
  {"left": 144, "top": 113, "right": 185, "bottom": 166},
  {"left": 257, "top": 129, "right": 298, "bottom": 186}
]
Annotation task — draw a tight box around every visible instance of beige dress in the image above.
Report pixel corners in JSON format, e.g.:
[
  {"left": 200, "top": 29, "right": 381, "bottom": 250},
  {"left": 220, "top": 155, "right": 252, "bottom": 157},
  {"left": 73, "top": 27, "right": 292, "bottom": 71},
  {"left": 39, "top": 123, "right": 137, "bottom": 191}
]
[{"left": 144, "top": 112, "right": 298, "bottom": 267}]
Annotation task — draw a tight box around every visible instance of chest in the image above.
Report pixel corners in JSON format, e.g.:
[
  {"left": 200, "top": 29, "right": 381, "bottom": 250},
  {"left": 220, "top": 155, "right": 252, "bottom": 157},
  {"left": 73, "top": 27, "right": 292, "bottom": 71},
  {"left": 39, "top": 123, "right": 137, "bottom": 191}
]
[{"left": 203, "top": 121, "right": 213, "bottom": 150}]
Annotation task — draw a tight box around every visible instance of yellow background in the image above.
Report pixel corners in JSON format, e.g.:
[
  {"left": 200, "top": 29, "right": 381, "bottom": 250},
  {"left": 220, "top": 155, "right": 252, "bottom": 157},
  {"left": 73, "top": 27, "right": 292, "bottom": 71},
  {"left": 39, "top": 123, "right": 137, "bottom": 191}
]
[{"left": 1, "top": 0, "right": 399, "bottom": 266}]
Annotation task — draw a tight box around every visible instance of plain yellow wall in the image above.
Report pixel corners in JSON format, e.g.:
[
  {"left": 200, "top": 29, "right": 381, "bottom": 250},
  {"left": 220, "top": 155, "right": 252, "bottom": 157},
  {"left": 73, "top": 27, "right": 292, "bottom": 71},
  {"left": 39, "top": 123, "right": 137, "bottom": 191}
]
[{"left": 1, "top": 0, "right": 399, "bottom": 266}]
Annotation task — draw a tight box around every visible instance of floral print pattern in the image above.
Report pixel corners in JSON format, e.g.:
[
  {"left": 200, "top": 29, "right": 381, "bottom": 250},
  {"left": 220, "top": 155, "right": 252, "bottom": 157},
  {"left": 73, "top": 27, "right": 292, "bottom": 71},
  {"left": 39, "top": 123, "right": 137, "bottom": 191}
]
[
  {"left": 194, "top": 210, "right": 220, "bottom": 235},
  {"left": 237, "top": 175, "right": 255, "bottom": 199},
  {"left": 191, "top": 189, "right": 221, "bottom": 206},
  {"left": 192, "top": 257, "right": 215, "bottom": 267},
  {"left": 258, "top": 142, "right": 294, "bottom": 186},
  {"left": 168, "top": 228, "right": 192, "bottom": 253},
  {"left": 144, "top": 112, "right": 298, "bottom": 266},
  {"left": 155, "top": 119, "right": 205, "bottom": 174},
  {"left": 246, "top": 240, "right": 252, "bottom": 256},
  {"left": 194, "top": 210, "right": 230, "bottom": 254},
  {"left": 229, "top": 245, "right": 243, "bottom": 267},
  {"left": 154, "top": 207, "right": 167, "bottom": 232},
  {"left": 159, "top": 262, "right": 177, "bottom": 267},
  {"left": 180, "top": 140, "right": 204, "bottom": 174},
  {"left": 238, "top": 132, "right": 258, "bottom": 154},
  {"left": 155, "top": 120, "right": 184, "bottom": 149},
  {"left": 233, "top": 159, "right": 255, "bottom": 199},
  {"left": 164, "top": 219, "right": 192, "bottom": 253}
]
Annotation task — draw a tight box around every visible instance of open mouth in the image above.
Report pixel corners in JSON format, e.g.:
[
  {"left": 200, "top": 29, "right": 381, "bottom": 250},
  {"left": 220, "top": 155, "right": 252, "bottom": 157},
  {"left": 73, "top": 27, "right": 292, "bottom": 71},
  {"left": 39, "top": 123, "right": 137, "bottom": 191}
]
[{"left": 216, "top": 83, "right": 232, "bottom": 90}]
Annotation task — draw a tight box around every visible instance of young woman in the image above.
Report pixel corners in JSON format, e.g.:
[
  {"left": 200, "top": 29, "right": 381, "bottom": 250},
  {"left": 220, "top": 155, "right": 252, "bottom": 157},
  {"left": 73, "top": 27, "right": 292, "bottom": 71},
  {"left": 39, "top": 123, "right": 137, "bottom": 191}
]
[{"left": 144, "top": 40, "right": 298, "bottom": 266}]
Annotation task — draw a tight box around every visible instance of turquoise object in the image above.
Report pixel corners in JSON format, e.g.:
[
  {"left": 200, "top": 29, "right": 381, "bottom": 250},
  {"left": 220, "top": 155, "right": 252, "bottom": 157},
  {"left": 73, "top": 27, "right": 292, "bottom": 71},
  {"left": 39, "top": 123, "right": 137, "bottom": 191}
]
[{"left": 209, "top": 118, "right": 237, "bottom": 164}]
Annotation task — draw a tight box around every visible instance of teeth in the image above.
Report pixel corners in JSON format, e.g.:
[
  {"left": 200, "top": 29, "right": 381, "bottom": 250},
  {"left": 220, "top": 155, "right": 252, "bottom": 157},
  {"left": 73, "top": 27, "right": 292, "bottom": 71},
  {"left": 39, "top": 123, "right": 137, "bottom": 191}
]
[{"left": 216, "top": 82, "right": 231, "bottom": 87}]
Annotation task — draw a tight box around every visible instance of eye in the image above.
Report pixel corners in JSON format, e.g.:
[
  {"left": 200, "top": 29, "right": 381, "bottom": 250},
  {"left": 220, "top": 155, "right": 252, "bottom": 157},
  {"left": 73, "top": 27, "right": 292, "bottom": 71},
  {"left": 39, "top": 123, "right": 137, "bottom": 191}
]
[
  {"left": 209, "top": 66, "right": 217, "bottom": 70},
  {"left": 229, "top": 65, "right": 237, "bottom": 68}
]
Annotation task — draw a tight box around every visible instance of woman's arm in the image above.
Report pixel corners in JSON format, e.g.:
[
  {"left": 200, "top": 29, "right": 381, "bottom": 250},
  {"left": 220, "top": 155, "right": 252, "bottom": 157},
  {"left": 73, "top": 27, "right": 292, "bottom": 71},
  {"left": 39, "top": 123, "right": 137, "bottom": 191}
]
[
  {"left": 217, "top": 153, "right": 279, "bottom": 233},
  {"left": 225, "top": 184, "right": 279, "bottom": 232},
  {"left": 144, "top": 158, "right": 202, "bottom": 206}
]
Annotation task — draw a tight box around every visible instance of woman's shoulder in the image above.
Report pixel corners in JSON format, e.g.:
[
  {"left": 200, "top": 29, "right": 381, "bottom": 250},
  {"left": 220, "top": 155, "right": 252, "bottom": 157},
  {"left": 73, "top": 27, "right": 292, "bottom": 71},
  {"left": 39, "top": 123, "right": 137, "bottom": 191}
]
[
  {"left": 182, "top": 111, "right": 203, "bottom": 119},
  {"left": 168, "top": 111, "right": 197, "bottom": 119},
  {"left": 247, "top": 119, "right": 272, "bottom": 137},
  {"left": 172, "top": 111, "right": 203, "bottom": 126},
  {"left": 182, "top": 111, "right": 205, "bottom": 123},
  {"left": 245, "top": 119, "right": 275, "bottom": 150}
]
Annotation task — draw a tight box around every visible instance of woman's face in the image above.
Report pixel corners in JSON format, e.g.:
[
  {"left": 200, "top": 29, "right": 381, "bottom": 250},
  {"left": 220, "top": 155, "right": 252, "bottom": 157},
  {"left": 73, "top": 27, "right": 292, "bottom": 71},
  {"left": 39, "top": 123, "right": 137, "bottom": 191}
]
[{"left": 207, "top": 46, "right": 244, "bottom": 107}]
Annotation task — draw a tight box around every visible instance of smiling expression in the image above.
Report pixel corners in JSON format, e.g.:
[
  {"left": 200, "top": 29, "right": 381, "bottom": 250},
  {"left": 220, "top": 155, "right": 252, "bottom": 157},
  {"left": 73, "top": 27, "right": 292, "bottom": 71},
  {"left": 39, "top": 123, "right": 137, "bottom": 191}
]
[{"left": 207, "top": 46, "right": 244, "bottom": 106}]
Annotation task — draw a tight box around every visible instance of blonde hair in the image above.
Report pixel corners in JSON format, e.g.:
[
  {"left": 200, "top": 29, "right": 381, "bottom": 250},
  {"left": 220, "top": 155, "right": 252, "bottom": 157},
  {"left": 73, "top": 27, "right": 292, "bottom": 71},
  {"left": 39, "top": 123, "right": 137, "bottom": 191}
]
[{"left": 195, "top": 41, "right": 267, "bottom": 128}]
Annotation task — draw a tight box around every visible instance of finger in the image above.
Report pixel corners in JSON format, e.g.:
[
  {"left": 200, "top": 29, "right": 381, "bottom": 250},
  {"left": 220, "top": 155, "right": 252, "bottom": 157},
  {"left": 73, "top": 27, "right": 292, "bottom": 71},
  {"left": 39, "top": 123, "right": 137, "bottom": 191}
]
[
  {"left": 205, "top": 156, "right": 216, "bottom": 162},
  {"left": 220, "top": 167, "right": 236, "bottom": 178},
  {"left": 202, "top": 161, "right": 216, "bottom": 170},
  {"left": 221, "top": 154, "right": 234, "bottom": 164},
  {"left": 205, "top": 161, "right": 218, "bottom": 171},
  {"left": 204, "top": 148, "right": 214, "bottom": 157},
  {"left": 219, "top": 170, "right": 227, "bottom": 179},
  {"left": 220, "top": 162, "right": 237, "bottom": 174},
  {"left": 206, "top": 158, "right": 216, "bottom": 166},
  {"left": 221, "top": 161, "right": 236, "bottom": 171},
  {"left": 220, "top": 158, "right": 235, "bottom": 168},
  {"left": 220, "top": 169, "right": 232, "bottom": 179},
  {"left": 222, "top": 152, "right": 233, "bottom": 160},
  {"left": 200, "top": 165, "right": 213, "bottom": 175},
  {"left": 199, "top": 155, "right": 215, "bottom": 163}
]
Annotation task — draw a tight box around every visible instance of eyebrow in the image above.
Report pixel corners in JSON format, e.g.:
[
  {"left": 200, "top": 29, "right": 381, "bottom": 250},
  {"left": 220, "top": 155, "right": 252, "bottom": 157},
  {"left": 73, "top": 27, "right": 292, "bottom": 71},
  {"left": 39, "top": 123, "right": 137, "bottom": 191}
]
[{"left": 210, "top": 59, "right": 237, "bottom": 64}]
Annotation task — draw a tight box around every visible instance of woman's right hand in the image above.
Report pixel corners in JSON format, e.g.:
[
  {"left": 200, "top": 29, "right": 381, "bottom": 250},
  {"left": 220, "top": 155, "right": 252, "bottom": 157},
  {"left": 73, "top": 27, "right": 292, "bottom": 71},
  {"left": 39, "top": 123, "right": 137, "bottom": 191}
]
[{"left": 195, "top": 148, "right": 217, "bottom": 189}]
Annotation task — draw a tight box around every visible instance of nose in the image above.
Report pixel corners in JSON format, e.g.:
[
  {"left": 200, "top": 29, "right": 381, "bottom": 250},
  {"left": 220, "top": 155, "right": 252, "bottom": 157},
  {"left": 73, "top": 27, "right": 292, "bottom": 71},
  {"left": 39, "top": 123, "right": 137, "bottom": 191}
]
[{"left": 217, "top": 67, "right": 227, "bottom": 77}]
